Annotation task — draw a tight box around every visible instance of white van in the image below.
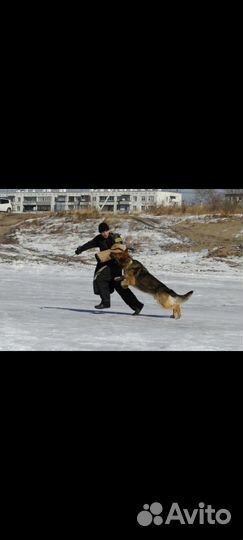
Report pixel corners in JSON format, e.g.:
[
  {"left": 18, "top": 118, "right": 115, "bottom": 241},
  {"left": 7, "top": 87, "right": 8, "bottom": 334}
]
[{"left": 0, "top": 198, "right": 12, "bottom": 212}]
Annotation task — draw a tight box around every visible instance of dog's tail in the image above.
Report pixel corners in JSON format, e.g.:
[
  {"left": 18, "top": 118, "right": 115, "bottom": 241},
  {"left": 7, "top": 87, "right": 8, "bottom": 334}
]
[{"left": 175, "top": 290, "right": 194, "bottom": 304}]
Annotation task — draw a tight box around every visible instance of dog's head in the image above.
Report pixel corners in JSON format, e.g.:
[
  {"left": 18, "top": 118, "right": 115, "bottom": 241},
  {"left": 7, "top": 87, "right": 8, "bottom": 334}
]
[{"left": 110, "top": 247, "right": 132, "bottom": 267}]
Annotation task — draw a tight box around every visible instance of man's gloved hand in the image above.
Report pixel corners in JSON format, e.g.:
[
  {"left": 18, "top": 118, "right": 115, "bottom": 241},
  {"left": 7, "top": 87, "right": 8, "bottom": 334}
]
[{"left": 75, "top": 247, "right": 82, "bottom": 255}]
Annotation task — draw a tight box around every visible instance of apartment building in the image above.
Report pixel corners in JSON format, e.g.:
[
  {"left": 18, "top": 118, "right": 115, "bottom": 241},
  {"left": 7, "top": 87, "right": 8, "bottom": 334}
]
[{"left": 0, "top": 189, "right": 182, "bottom": 213}]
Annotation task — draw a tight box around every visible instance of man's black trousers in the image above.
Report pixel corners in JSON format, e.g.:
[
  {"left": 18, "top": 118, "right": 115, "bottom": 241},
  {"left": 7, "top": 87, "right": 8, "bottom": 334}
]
[{"left": 93, "top": 266, "right": 143, "bottom": 311}]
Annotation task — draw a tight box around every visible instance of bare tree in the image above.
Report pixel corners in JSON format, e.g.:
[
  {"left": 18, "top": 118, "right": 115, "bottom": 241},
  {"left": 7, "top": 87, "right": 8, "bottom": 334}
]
[
  {"left": 224, "top": 189, "right": 243, "bottom": 195},
  {"left": 193, "top": 189, "right": 220, "bottom": 205}
]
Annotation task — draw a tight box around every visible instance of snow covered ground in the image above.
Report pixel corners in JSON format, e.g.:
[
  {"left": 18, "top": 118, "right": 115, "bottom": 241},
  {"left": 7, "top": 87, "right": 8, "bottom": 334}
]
[
  {"left": 0, "top": 263, "right": 242, "bottom": 351},
  {"left": 0, "top": 214, "right": 242, "bottom": 350},
  {"left": 1, "top": 214, "right": 243, "bottom": 275}
]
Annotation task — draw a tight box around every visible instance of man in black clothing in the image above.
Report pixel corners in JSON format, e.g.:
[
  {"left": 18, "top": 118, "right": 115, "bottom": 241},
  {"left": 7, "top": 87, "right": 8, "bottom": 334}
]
[{"left": 75, "top": 222, "right": 144, "bottom": 315}]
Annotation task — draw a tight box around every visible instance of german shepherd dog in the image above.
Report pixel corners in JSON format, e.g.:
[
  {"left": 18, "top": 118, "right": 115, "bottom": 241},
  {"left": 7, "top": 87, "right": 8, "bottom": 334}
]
[{"left": 110, "top": 248, "right": 193, "bottom": 319}]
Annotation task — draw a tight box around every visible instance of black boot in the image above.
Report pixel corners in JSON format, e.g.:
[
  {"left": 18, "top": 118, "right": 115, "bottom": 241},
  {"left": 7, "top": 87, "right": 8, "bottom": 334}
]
[
  {"left": 94, "top": 302, "right": 111, "bottom": 309},
  {"left": 132, "top": 303, "right": 144, "bottom": 315}
]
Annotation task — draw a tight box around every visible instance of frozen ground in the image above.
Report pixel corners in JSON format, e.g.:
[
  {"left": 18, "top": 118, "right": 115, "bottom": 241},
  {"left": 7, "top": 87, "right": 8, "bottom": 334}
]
[
  {"left": 0, "top": 213, "right": 242, "bottom": 350},
  {"left": 0, "top": 263, "right": 242, "bottom": 351}
]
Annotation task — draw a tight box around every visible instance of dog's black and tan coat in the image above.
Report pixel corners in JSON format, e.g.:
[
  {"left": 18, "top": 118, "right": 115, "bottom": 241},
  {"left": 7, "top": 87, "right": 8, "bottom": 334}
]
[{"left": 109, "top": 247, "right": 193, "bottom": 319}]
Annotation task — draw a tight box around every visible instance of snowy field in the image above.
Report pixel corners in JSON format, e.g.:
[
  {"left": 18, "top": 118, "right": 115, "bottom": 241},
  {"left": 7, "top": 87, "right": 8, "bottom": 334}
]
[
  {"left": 0, "top": 263, "right": 242, "bottom": 351},
  {"left": 0, "top": 213, "right": 242, "bottom": 350}
]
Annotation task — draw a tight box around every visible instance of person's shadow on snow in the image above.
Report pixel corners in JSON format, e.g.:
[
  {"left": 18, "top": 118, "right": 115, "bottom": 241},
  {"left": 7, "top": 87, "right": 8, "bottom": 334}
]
[{"left": 40, "top": 306, "right": 170, "bottom": 318}]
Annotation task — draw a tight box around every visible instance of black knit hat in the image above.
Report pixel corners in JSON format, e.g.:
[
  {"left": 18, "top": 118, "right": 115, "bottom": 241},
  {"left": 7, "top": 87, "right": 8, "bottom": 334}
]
[{"left": 98, "top": 222, "right": 110, "bottom": 233}]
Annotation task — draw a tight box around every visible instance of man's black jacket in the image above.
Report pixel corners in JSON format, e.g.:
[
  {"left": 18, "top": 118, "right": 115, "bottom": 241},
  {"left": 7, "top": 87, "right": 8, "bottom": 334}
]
[{"left": 76, "top": 233, "right": 123, "bottom": 276}]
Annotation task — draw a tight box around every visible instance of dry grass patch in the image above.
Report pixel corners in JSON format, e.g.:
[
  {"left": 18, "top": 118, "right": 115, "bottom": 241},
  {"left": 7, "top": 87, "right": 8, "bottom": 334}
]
[{"left": 147, "top": 202, "right": 243, "bottom": 217}]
